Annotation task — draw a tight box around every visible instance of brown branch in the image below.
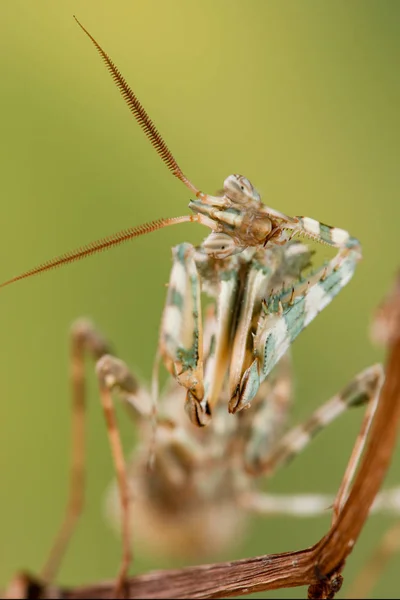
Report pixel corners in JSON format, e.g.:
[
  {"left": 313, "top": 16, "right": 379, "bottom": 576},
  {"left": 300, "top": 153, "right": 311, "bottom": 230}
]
[{"left": 6, "top": 274, "right": 400, "bottom": 600}]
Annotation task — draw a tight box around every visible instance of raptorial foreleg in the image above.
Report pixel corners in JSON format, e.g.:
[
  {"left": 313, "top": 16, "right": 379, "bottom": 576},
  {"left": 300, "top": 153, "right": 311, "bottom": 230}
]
[{"left": 158, "top": 243, "right": 207, "bottom": 425}]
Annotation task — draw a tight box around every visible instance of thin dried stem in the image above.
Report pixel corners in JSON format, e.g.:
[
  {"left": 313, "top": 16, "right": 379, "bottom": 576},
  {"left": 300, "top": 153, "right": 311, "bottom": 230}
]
[{"left": 331, "top": 367, "right": 382, "bottom": 522}]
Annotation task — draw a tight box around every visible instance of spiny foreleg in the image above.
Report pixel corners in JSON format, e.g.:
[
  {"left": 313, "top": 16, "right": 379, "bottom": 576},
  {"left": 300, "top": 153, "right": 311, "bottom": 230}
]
[
  {"left": 158, "top": 243, "right": 208, "bottom": 425},
  {"left": 237, "top": 230, "right": 361, "bottom": 410}
]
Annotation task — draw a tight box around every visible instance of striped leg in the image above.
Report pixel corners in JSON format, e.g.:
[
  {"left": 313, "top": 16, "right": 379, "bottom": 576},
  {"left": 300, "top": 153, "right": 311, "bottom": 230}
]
[
  {"left": 244, "top": 364, "right": 383, "bottom": 477},
  {"left": 238, "top": 233, "right": 361, "bottom": 410},
  {"left": 240, "top": 487, "right": 400, "bottom": 518},
  {"left": 227, "top": 241, "right": 313, "bottom": 414},
  {"left": 159, "top": 242, "right": 207, "bottom": 426},
  {"left": 295, "top": 217, "right": 358, "bottom": 250}
]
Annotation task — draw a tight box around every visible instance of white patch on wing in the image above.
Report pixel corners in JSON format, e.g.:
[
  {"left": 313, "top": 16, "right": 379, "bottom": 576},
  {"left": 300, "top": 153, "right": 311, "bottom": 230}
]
[
  {"left": 163, "top": 305, "right": 183, "bottom": 351},
  {"left": 331, "top": 227, "right": 350, "bottom": 246},
  {"left": 302, "top": 217, "right": 321, "bottom": 237},
  {"left": 170, "top": 260, "right": 188, "bottom": 297},
  {"left": 271, "top": 316, "right": 290, "bottom": 357},
  {"left": 339, "top": 259, "right": 355, "bottom": 289},
  {"left": 304, "top": 284, "right": 330, "bottom": 327}
]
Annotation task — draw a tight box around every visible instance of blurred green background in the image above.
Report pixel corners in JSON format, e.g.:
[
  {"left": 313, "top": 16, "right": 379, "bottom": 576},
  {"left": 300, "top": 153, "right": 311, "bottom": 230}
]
[{"left": 1, "top": 0, "right": 399, "bottom": 597}]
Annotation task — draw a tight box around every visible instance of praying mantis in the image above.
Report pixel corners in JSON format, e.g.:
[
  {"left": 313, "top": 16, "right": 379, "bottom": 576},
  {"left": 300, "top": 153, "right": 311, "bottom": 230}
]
[{"left": 3, "top": 16, "right": 398, "bottom": 599}]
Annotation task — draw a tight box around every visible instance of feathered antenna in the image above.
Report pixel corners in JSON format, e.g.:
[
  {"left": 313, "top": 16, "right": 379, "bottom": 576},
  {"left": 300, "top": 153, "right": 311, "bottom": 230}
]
[
  {"left": 0, "top": 216, "right": 197, "bottom": 289},
  {"left": 0, "top": 18, "right": 204, "bottom": 289},
  {"left": 73, "top": 16, "right": 200, "bottom": 195}
]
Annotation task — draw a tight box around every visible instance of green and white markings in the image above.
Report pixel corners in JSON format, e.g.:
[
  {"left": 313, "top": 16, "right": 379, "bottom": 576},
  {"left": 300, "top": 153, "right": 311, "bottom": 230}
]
[
  {"left": 244, "top": 363, "right": 383, "bottom": 477},
  {"left": 159, "top": 217, "right": 361, "bottom": 427},
  {"left": 160, "top": 243, "right": 208, "bottom": 425},
  {"left": 228, "top": 259, "right": 274, "bottom": 413},
  {"left": 0, "top": 19, "right": 363, "bottom": 431},
  {"left": 237, "top": 240, "right": 361, "bottom": 411},
  {"left": 203, "top": 267, "right": 240, "bottom": 413},
  {"left": 153, "top": 167, "right": 363, "bottom": 426}
]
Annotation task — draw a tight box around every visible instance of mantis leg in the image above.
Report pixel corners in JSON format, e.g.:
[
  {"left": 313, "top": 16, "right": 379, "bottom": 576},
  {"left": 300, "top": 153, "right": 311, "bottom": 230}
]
[
  {"left": 244, "top": 364, "right": 383, "bottom": 479},
  {"left": 240, "top": 488, "right": 400, "bottom": 518},
  {"left": 40, "top": 319, "right": 111, "bottom": 583},
  {"left": 41, "top": 320, "right": 151, "bottom": 597},
  {"left": 158, "top": 242, "right": 207, "bottom": 425},
  {"left": 238, "top": 235, "right": 361, "bottom": 409}
]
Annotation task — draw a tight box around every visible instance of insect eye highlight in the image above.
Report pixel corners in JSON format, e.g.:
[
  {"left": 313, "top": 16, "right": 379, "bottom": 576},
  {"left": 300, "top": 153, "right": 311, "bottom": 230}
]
[
  {"left": 202, "top": 232, "right": 242, "bottom": 259},
  {"left": 223, "top": 174, "right": 261, "bottom": 204}
]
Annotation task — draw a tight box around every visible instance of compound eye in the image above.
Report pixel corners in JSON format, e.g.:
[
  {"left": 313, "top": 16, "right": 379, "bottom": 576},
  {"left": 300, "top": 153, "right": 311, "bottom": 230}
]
[
  {"left": 203, "top": 232, "right": 241, "bottom": 259},
  {"left": 223, "top": 174, "right": 261, "bottom": 204}
]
